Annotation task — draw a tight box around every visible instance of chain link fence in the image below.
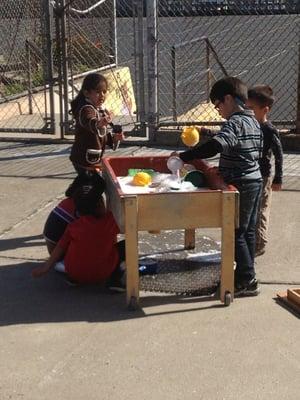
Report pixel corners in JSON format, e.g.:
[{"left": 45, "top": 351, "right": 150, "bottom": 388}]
[
  {"left": 157, "top": 0, "right": 300, "bottom": 130},
  {"left": 0, "top": 0, "right": 299, "bottom": 138},
  {"left": 0, "top": 0, "right": 55, "bottom": 133},
  {"left": 56, "top": 0, "right": 141, "bottom": 137},
  {"left": 0, "top": 0, "right": 142, "bottom": 137}
]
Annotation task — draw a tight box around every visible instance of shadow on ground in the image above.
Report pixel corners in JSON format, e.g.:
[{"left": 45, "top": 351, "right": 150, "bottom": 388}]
[
  {"left": 0, "top": 261, "right": 224, "bottom": 327},
  {"left": 0, "top": 234, "right": 45, "bottom": 252}
]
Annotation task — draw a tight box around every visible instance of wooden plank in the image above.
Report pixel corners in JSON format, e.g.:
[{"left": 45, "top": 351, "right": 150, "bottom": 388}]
[
  {"left": 287, "top": 288, "right": 300, "bottom": 307},
  {"left": 137, "top": 192, "right": 222, "bottom": 230},
  {"left": 184, "top": 229, "right": 195, "bottom": 250},
  {"left": 124, "top": 196, "right": 139, "bottom": 309},
  {"left": 103, "top": 169, "right": 125, "bottom": 232},
  {"left": 220, "top": 192, "right": 236, "bottom": 303},
  {"left": 277, "top": 292, "right": 300, "bottom": 317}
]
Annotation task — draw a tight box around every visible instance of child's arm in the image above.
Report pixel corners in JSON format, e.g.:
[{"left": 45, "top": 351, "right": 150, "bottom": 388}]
[
  {"left": 175, "top": 120, "right": 237, "bottom": 162},
  {"left": 270, "top": 128, "right": 283, "bottom": 190},
  {"left": 178, "top": 139, "right": 222, "bottom": 162},
  {"left": 79, "top": 105, "right": 109, "bottom": 134},
  {"left": 32, "top": 244, "right": 65, "bottom": 278},
  {"left": 200, "top": 127, "right": 218, "bottom": 138}
]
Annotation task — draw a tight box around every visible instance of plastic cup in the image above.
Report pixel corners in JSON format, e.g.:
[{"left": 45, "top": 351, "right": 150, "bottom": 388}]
[{"left": 167, "top": 156, "right": 184, "bottom": 174}]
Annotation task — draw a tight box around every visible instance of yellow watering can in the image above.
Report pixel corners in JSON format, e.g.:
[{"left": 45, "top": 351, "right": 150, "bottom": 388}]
[{"left": 181, "top": 126, "right": 200, "bottom": 147}]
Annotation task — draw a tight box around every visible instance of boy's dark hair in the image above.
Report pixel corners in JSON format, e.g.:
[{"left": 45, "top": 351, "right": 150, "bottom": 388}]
[
  {"left": 70, "top": 73, "right": 108, "bottom": 117},
  {"left": 73, "top": 175, "right": 106, "bottom": 216},
  {"left": 248, "top": 85, "right": 275, "bottom": 108},
  {"left": 210, "top": 77, "right": 248, "bottom": 104}
]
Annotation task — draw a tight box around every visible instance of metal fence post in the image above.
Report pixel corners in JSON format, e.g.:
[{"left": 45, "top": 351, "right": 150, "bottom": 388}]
[
  {"left": 61, "top": 0, "right": 70, "bottom": 137},
  {"left": 205, "top": 39, "right": 211, "bottom": 103},
  {"left": 146, "top": 0, "right": 158, "bottom": 142},
  {"left": 25, "top": 41, "right": 33, "bottom": 115},
  {"left": 171, "top": 46, "right": 177, "bottom": 121},
  {"left": 44, "top": 0, "right": 56, "bottom": 134},
  {"left": 135, "top": 0, "right": 146, "bottom": 135},
  {"left": 54, "top": 0, "right": 64, "bottom": 139},
  {"left": 297, "top": 43, "right": 300, "bottom": 134}
]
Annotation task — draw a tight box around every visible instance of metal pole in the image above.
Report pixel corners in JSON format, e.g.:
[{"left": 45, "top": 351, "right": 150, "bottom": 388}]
[
  {"left": 25, "top": 41, "right": 33, "bottom": 115},
  {"left": 146, "top": 0, "right": 158, "bottom": 142},
  {"left": 206, "top": 38, "right": 228, "bottom": 77},
  {"left": 136, "top": 0, "right": 146, "bottom": 135},
  {"left": 113, "top": 0, "right": 118, "bottom": 65},
  {"left": 61, "top": 0, "right": 70, "bottom": 136},
  {"left": 44, "top": 0, "right": 56, "bottom": 134},
  {"left": 205, "top": 39, "right": 211, "bottom": 103},
  {"left": 54, "top": 1, "right": 64, "bottom": 139},
  {"left": 296, "top": 43, "right": 300, "bottom": 133},
  {"left": 171, "top": 46, "right": 177, "bottom": 121},
  {"left": 133, "top": 2, "right": 138, "bottom": 115}
]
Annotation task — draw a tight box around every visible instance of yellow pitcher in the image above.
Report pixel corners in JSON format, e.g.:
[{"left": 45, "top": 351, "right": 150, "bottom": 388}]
[{"left": 181, "top": 126, "right": 200, "bottom": 147}]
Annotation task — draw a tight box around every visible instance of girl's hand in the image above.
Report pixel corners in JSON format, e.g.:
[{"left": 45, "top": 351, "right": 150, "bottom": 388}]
[
  {"left": 272, "top": 183, "right": 282, "bottom": 191},
  {"left": 114, "top": 132, "right": 125, "bottom": 142},
  {"left": 32, "top": 264, "right": 51, "bottom": 278},
  {"left": 97, "top": 116, "right": 110, "bottom": 128}
]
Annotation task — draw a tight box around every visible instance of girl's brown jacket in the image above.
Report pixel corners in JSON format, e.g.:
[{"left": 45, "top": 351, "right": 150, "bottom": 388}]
[{"left": 70, "top": 103, "right": 113, "bottom": 169}]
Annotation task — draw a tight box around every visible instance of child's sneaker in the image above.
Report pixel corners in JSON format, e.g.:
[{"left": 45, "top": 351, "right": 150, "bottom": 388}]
[
  {"left": 255, "top": 247, "right": 266, "bottom": 257},
  {"left": 107, "top": 273, "right": 126, "bottom": 293},
  {"left": 234, "top": 278, "right": 260, "bottom": 297},
  {"left": 65, "top": 276, "right": 79, "bottom": 287}
]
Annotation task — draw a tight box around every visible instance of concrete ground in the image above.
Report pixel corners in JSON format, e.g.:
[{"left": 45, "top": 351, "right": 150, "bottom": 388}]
[{"left": 0, "top": 141, "right": 299, "bottom": 400}]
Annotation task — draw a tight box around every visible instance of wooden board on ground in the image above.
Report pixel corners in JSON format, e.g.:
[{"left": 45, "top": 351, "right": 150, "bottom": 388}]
[
  {"left": 277, "top": 290, "right": 300, "bottom": 317},
  {"left": 287, "top": 288, "right": 300, "bottom": 307}
]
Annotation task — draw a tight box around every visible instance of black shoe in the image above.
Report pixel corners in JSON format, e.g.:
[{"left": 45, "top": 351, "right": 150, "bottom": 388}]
[
  {"left": 107, "top": 274, "right": 126, "bottom": 293},
  {"left": 65, "top": 276, "right": 79, "bottom": 287},
  {"left": 234, "top": 278, "right": 260, "bottom": 297},
  {"left": 255, "top": 248, "right": 266, "bottom": 257}
]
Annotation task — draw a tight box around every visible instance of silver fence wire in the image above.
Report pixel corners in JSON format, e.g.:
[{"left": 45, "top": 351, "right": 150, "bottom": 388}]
[
  {"left": 0, "top": 0, "right": 54, "bottom": 133},
  {"left": 0, "top": 0, "right": 299, "bottom": 137},
  {"left": 157, "top": 0, "right": 300, "bottom": 130}
]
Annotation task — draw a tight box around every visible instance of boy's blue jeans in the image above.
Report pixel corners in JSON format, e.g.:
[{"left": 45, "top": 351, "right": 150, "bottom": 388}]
[{"left": 234, "top": 180, "right": 262, "bottom": 285}]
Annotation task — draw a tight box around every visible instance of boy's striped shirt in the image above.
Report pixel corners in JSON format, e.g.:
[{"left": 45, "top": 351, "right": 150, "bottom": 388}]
[{"left": 213, "top": 110, "right": 263, "bottom": 183}]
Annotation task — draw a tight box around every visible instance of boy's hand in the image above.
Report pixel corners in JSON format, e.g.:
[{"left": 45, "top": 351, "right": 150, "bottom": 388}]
[
  {"left": 32, "top": 264, "right": 50, "bottom": 278},
  {"left": 272, "top": 183, "right": 282, "bottom": 191},
  {"left": 200, "top": 127, "right": 216, "bottom": 137},
  {"left": 170, "top": 151, "right": 180, "bottom": 157}
]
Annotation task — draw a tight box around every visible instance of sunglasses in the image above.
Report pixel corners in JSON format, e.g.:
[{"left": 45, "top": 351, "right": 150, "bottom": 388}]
[{"left": 213, "top": 100, "right": 222, "bottom": 110}]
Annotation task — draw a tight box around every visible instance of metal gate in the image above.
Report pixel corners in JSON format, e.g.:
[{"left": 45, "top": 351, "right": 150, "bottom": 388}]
[
  {"left": 54, "top": 0, "right": 145, "bottom": 138},
  {"left": 0, "top": 0, "right": 55, "bottom": 134},
  {"left": 0, "top": 0, "right": 146, "bottom": 138}
]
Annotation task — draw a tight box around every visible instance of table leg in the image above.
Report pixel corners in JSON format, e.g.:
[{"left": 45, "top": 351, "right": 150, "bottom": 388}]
[
  {"left": 220, "top": 192, "right": 235, "bottom": 305},
  {"left": 124, "top": 196, "right": 139, "bottom": 310},
  {"left": 184, "top": 229, "right": 195, "bottom": 250}
]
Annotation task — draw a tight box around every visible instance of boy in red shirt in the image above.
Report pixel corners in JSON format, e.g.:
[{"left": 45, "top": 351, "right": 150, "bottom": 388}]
[{"left": 33, "top": 176, "right": 125, "bottom": 290}]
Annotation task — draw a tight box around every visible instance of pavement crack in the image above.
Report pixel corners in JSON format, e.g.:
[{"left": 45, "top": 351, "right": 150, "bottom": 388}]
[{"left": 0, "top": 195, "right": 64, "bottom": 238}]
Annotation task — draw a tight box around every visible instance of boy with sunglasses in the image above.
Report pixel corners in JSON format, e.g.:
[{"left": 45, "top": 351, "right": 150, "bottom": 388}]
[{"left": 172, "top": 77, "right": 263, "bottom": 296}]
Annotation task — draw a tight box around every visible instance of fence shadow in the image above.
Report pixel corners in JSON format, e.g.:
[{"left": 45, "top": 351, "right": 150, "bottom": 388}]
[{"left": 0, "top": 234, "right": 45, "bottom": 252}]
